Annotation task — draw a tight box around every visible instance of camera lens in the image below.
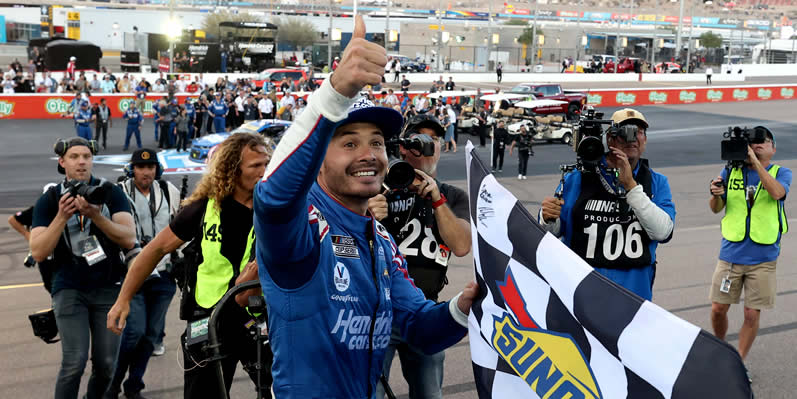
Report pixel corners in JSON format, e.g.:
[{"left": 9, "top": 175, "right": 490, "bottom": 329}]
[
  {"left": 385, "top": 158, "right": 416, "bottom": 190},
  {"left": 577, "top": 136, "right": 605, "bottom": 163}
]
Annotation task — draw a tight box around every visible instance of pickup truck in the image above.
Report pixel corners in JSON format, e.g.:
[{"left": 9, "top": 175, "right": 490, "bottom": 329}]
[{"left": 509, "top": 83, "right": 587, "bottom": 119}]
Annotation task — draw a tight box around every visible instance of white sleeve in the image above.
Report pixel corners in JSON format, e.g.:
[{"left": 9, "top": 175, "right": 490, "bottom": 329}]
[
  {"left": 537, "top": 208, "right": 562, "bottom": 236},
  {"left": 625, "top": 184, "right": 674, "bottom": 241},
  {"left": 448, "top": 292, "right": 469, "bottom": 328}
]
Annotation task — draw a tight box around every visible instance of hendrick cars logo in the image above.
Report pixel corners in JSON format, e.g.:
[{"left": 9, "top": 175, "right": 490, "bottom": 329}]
[
  {"left": 707, "top": 90, "right": 723, "bottom": 101},
  {"left": 45, "top": 98, "right": 71, "bottom": 114},
  {"left": 733, "top": 89, "right": 749, "bottom": 100},
  {"left": 781, "top": 88, "right": 794, "bottom": 99},
  {"left": 757, "top": 88, "right": 772, "bottom": 100},
  {"left": 648, "top": 91, "right": 667, "bottom": 103},
  {"left": 586, "top": 94, "right": 602, "bottom": 105},
  {"left": 679, "top": 91, "right": 696, "bottom": 103},
  {"left": 493, "top": 272, "right": 602, "bottom": 399},
  {"left": 615, "top": 92, "right": 636, "bottom": 105},
  {"left": 0, "top": 100, "right": 13, "bottom": 117}
]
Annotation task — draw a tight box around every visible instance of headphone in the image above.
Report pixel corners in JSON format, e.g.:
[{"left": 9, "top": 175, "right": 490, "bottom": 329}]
[
  {"left": 53, "top": 137, "right": 98, "bottom": 157},
  {"left": 124, "top": 161, "right": 163, "bottom": 180}
]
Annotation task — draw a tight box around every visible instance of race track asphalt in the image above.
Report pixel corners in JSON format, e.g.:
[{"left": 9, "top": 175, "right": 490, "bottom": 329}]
[{"left": 1, "top": 99, "right": 796, "bottom": 398}]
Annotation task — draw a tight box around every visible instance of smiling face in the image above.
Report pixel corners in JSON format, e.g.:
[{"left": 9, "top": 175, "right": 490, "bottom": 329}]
[
  {"left": 318, "top": 122, "right": 387, "bottom": 214},
  {"left": 60, "top": 145, "right": 93, "bottom": 182}
]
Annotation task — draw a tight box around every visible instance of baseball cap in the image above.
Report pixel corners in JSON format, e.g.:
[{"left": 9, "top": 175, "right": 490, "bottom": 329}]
[
  {"left": 752, "top": 126, "right": 776, "bottom": 146},
  {"left": 130, "top": 148, "right": 159, "bottom": 166},
  {"left": 611, "top": 108, "right": 648, "bottom": 129},
  {"left": 337, "top": 97, "right": 403, "bottom": 141},
  {"left": 402, "top": 114, "right": 445, "bottom": 138}
]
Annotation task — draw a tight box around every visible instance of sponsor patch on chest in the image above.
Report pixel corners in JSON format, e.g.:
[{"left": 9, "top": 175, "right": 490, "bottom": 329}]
[{"left": 331, "top": 235, "right": 360, "bottom": 259}]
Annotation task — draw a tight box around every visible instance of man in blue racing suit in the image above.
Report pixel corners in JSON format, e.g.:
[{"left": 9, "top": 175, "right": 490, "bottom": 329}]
[{"left": 254, "top": 16, "right": 477, "bottom": 399}]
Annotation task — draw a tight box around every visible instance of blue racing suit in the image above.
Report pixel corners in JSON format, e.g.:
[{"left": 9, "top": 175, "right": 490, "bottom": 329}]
[
  {"left": 185, "top": 102, "right": 196, "bottom": 138},
  {"left": 152, "top": 101, "right": 160, "bottom": 141},
  {"left": 74, "top": 108, "right": 93, "bottom": 140},
  {"left": 210, "top": 99, "right": 228, "bottom": 133},
  {"left": 254, "top": 80, "right": 467, "bottom": 399},
  {"left": 123, "top": 109, "right": 143, "bottom": 150}
]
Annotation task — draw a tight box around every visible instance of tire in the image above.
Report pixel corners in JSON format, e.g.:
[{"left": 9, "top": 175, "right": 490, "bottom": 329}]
[
  {"left": 567, "top": 104, "right": 580, "bottom": 120},
  {"left": 561, "top": 132, "right": 572, "bottom": 145}
]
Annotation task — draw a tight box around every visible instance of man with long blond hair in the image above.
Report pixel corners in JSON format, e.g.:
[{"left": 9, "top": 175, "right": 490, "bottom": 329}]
[{"left": 106, "top": 132, "right": 275, "bottom": 398}]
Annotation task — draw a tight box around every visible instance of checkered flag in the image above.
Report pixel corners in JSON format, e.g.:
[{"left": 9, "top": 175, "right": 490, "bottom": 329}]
[{"left": 464, "top": 141, "right": 752, "bottom": 399}]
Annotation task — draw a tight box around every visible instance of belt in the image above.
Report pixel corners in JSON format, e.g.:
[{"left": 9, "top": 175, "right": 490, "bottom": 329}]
[{"left": 78, "top": 123, "right": 89, "bottom": 127}]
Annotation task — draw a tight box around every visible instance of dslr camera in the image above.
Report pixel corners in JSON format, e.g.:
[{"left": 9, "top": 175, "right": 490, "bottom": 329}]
[
  {"left": 384, "top": 134, "right": 436, "bottom": 190},
  {"left": 721, "top": 126, "right": 768, "bottom": 166},
  {"left": 63, "top": 180, "right": 113, "bottom": 205},
  {"left": 572, "top": 107, "right": 640, "bottom": 166}
]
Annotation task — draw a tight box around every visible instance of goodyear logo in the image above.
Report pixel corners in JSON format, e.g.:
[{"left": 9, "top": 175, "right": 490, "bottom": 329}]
[
  {"left": 0, "top": 100, "right": 13, "bottom": 117},
  {"left": 678, "top": 91, "right": 696, "bottom": 103},
  {"left": 757, "top": 88, "right": 772, "bottom": 100},
  {"left": 45, "top": 98, "right": 71, "bottom": 114},
  {"left": 780, "top": 88, "right": 794, "bottom": 99},
  {"left": 648, "top": 91, "right": 667, "bottom": 103},
  {"left": 615, "top": 92, "right": 636, "bottom": 105},
  {"left": 492, "top": 314, "right": 602, "bottom": 399},
  {"left": 707, "top": 90, "right": 723, "bottom": 101},
  {"left": 733, "top": 89, "right": 749, "bottom": 100},
  {"left": 586, "top": 93, "right": 602, "bottom": 106}
]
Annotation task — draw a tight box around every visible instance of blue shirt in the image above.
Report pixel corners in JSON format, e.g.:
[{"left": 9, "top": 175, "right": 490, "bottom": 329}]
[
  {"left": 152, "top": 102, "right": 160, "bottom": 119},
  {"left": 547, "top": 159, "right": 675, "bottom": 300},
  {"left": 74, "top": 108, "right": 92, "bottom": 125},
  {"left": 210, "top": 100, "right": 228, "bottom": 117},
  {"left": 718, "top": 164, "right": 792, "bottom": 265},
  {"left": 185, "top": 103, "right": 195, "bottom": 119}
]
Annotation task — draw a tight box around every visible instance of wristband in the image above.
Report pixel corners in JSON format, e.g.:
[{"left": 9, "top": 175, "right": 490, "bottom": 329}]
[{"left": 432, "top": 193, "right": 447, "bottom": 209}]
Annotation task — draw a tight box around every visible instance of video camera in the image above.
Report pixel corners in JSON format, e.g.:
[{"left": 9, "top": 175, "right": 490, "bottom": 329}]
[
  {"left": 572, "top": 107, "right": 640, "bottom": 166},
  {"left": 384, "top": 134, "right": 436, "bottom": 190},
  {"left": 721, "top": 126, "right": 768, "bottom": 166},
  {"left": 63, "top": 179, "right": 113, "bottom": 205}
]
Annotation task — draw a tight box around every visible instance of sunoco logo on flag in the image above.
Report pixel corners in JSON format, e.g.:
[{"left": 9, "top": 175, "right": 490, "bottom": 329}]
[{"left": 464, "top": 141, "right": 752, "bottom": 399}]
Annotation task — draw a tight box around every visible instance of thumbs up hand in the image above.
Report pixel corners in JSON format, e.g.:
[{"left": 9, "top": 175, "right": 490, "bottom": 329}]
[{"left": 329, "top": 15, "right": 387, "bottom": 98}]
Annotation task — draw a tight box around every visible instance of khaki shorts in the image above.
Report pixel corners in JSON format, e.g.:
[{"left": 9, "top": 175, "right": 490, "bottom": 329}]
[{"left": 710, "top": 260, "right": 777, "bottom": 309}]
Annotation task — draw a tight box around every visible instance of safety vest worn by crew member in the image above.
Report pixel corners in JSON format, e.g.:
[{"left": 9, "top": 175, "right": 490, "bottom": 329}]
[
  {"left": 722, "top": 165, "right": 788, "bottom": 245},
  {"left": 194, "top": 198, "right": 255, "bottom": 309}
]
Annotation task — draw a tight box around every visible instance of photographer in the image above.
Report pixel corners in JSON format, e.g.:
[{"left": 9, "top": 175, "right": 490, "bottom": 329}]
[
  {"left": 491, "top": 120, "right": 508, "bottom": 173},
  {"left": 29, "top": 137, "right": 136, "bottom": 399},
  {"left": 509, "top": 124, "right": 534, "bottom": 180},
  {"left": 708, "top": 126, "right": 790, "bottom": 368},
  {"left": 107, "top": 134, "right": 273, "bottom": 399},
  {"left": 369, "top": 114, "right": 472, "bottom": 399},
  {"left": 8, "top": 183, "right": 58, "bottom": 292},
  {"left": 106, "top": 149, "right": 180, "bottom": 399},
  {"left": 539, "top": 109, "right": 675, "bottom": 300}
]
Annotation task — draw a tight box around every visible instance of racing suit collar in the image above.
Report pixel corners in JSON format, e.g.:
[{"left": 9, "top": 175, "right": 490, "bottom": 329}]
[{"left": 311, "top": 182, "right": 374, "bottom": 235}]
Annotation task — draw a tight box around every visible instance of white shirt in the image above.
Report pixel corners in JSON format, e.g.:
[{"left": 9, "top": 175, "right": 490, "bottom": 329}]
[
  {"left": 706, "top": 68, "right": 714, "bottom": 75},
  {"left": 385, "top": 94, "right": 399, "bottom": 106},
  {"left": 447, "top": 108, "right": 456, "bottom": 123},
  {"left": 279, "top": 95, "right": 295, "bottom": 109},
  {"left": 235, "top": 96, "right": 245, "bottom": 112},
  {"left": 259, "top": 98, "right": 273, "bottom": 114},
  {"left": 175, "top": 80, "right": 187, "bottom": 93}
]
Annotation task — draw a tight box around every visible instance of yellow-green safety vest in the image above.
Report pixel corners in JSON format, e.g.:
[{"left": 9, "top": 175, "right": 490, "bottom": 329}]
[
  {"left": 195, "top": 198, "right": 256, "bottom": 309},
  {"left": 721, "top": 165, "right": 788, "bottom": 245}
]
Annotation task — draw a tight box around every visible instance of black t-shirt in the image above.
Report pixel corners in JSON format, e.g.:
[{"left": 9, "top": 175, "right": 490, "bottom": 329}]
[
  {"left": 14, "top": 206, "right": 34, "bottom": 227},
  {"left": 170, "top": 196, "right": 253, "bottom": 271},
  {"left": 401, "top": 79, "right": 410, "bottom": 90},
  {"left": 513, "top": 133, "right": 533, "bottom": 152},
  {"left": 381, "top": 182, "right": 469, "bottom": 301},
  {"left": 445, "top": 81, "right": 455, "bottom": 91},
  {"left": 32, "top": 177, "right": 131, "bottom": 294},
  {"left": 494, "top": 127, "right": 509, "bottom": 148}
]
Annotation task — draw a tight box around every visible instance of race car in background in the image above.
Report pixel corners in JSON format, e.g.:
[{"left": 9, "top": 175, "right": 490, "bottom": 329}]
[{"left": 189, "top": 119, "right": 292, "bottom": 162}]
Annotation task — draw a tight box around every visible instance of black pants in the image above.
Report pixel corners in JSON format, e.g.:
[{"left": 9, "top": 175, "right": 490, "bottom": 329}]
[
  {"left": 479, "top": 126, "right": 487, "bottom": 147},
  {"left": 496, "top": 71, "right": 502, "bottom": 83},
  {"left": 182, "top": 308, "right": 273, "bottom": 399},
  {"left": 176, "top": 130, "right": 188, "bottom": 151},
  {"left": 158, "top": 122, "right": 171, "bottom": 148},
  {"left": 492, "top": 144, "right": 505, "bottom": 170},
  {"left": 96, "top": 121, "right": 109, "bottom": 148},
  {"left": 393, "top": 71, "right": 400, "bottom": 82},
  {"left": 707, "top": 75, "right": 712, "bottom": 85},
  {"left": 518, "top": 150, "right": 530, "bottom": 176}
]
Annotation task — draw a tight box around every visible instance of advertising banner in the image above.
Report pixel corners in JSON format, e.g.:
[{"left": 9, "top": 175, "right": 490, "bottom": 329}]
[{"left": 583, "top": 85, "right": 797, "bottom": 108}]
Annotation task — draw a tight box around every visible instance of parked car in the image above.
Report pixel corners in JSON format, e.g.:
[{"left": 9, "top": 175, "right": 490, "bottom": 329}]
[
  {"left": 190, "top": 119, "right": 292, "bottom": 162},
  {"left": 386, "top": 54, "right": 426, "bottom": 73},
  {"left": 655, "top": 62, "right": 682, "bottom": 73},
  {"left": 508, "top": 83, "right": 587, "bottom": 119},
  {"left": 507, "top": 114, "right": 574, "bottom": 144}
]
